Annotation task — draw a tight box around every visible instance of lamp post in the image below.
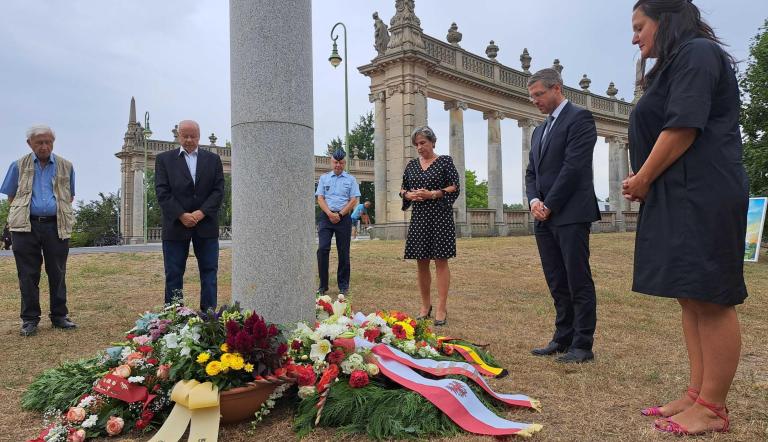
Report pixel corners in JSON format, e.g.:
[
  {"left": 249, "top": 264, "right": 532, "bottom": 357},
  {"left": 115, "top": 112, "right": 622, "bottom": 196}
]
[
  {"left": 143, "top": 112, "right": 152, "bottom": 243},
  {"left": 329, "top": 22, "right": 349, "bottom": 153}
]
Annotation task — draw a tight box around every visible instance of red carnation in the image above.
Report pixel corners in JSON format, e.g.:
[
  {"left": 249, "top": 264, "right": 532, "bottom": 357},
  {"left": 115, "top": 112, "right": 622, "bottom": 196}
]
[
  {"left": 394, "top": 311, "right": 408, "bottom": 321},
  {"left": 391, "top": 324, "right": 407, "bottom": 340},
  {"left": 135, "top": 419, "right": 149, "bottom": 430},
  {"left": 317, "top": 364, "right": 339, "bottom": 393},
  {"left": 409, "top": 319, "right": 417, "bottom": 328},
  {"left": 125, "top": 333, "right": 136, "bottom": 340},
  {"left": 327, "top": 349, "right": 345, "bottom": 365},
  {"left": 291, "top": 339, "right": 303, "bottom": 350},
  {"left": 146, "top": 357, "right": 159, "bottom": 365},
  {"left": 349, "top": 370, "right": 370, "bottom": 388},
  {"left": 296, "top": 366, "right": 317, "bottom": 387},
  {"left": 363, "top": 328, "right": 381, "bottom": 342},
  {"left": 317, "top": 299, "right": 334, "bottom": 315},
  {"left": 137, "top": 345, "right": 153, "bottom": 354}
]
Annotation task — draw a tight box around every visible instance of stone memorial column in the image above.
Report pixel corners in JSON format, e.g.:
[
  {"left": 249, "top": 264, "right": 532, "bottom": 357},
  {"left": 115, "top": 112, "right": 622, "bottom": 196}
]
[
  {"left": 445, "top": 100, "right": 470, "bottom": 237},
  {"left": 230, "top": 0, "right": 315, "bottom": 323},
  {"left": 484, "top": 111, "right": 506, "bottom": 236}
]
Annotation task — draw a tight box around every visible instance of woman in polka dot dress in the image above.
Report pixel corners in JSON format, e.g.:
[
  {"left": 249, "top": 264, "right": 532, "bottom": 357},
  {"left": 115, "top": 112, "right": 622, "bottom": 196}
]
[{"left": 400, "top": 126, "right": 460, "bottom": 326}]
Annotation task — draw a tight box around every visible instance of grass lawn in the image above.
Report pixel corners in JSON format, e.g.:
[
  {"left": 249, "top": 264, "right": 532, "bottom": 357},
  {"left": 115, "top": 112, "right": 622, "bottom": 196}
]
[{"left": 1, "top": 233, "right": 766, "bottom": 441}]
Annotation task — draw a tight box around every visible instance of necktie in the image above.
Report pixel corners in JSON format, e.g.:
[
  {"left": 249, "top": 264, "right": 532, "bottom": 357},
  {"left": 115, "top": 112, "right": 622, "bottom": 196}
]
[{"left": 541, "top": 115, "right": 555, "bottom": 143}]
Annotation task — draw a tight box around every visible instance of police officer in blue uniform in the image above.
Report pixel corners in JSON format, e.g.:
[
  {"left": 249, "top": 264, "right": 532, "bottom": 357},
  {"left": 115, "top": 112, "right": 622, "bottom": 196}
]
[{"left": 315, "top": 150, "right": 361, "bottom": 295}]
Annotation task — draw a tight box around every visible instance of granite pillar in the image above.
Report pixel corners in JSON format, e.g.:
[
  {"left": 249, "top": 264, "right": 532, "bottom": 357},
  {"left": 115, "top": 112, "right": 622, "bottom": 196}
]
[
  {"left": 607, "top": 136, "right": 625, "bottom": 231},
  {"left": 230, "top": 0, "right": 315, "bottom": 323}
]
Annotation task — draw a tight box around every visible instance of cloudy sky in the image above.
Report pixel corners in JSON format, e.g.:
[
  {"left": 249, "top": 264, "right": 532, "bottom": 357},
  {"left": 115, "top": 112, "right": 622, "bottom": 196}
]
[{"left": 1, "top": 0, "right": 765, "bottom": 205}]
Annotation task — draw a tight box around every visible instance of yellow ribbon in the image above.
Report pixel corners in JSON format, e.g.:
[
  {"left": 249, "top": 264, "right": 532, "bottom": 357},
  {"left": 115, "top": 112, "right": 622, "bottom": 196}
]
[
  {"left": 450, "top": 344, "right": 506, "bottom": 377},
  {"left": 149, "top": 380, "right": 220, "bottom": 442}
]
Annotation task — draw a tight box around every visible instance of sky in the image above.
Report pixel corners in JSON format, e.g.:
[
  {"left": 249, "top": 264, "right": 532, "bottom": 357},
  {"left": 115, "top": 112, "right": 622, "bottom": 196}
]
[{"left": 1, "top": 0, "right": 765, "bottom": 205}]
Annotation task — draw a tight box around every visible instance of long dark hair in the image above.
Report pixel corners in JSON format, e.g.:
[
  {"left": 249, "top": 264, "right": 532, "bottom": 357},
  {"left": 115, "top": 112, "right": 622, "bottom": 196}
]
[{"left": 633, "top": 0, "right": 736, "bottom": 85}]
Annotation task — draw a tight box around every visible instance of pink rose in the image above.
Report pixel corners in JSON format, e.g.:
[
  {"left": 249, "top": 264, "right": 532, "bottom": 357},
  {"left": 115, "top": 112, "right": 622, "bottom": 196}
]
[
  {"left": 113, "top": 364, "right": 132, "bottom": 378},
  {"left": 65, "top": 406, "right": 86, "bottom": 423},
  {"left": 105, "top": 416, "right": 124, "bottom": 436},
  {"left": 132, "top": 334, "right": 151, "bottom": 346},
  {"left": 156, "top": 363, "right": 171, "bottom": 380},
  {"left": 125, "top": 352, "right": 144, "bottom": 367},
  {"left": 67, "top": 429, "right": 86, "bottom": 442}
]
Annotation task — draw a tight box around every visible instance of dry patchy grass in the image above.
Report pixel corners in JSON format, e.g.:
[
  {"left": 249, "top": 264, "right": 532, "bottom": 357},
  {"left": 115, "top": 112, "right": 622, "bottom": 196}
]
[{"left": 0, "top": 233, "right": 766, "bottom": 441}]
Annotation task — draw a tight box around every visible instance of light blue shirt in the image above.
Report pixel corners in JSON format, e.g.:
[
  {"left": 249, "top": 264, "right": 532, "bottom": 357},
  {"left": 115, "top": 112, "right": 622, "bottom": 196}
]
[
  {"left": 0, "top": 153, "right": 76, "bottom": 216},
  {"left": 179, "top": 146, "right": 198, "bottom": 183},
  {"left": 315, "top": 171, "right": 361, "bottom": 212},
  {"left": 351, "top": 203, "right": 366, "bottom": 220}
]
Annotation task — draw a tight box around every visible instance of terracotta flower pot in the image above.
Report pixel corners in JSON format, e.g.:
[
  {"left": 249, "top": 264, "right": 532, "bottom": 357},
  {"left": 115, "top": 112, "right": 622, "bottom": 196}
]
[{"left": 219, "top": 382, "right": 277, "bottom": 424}]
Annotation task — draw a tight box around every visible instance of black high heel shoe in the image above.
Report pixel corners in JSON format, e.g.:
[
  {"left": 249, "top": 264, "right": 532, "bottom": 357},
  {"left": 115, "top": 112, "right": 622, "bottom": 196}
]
[
  {"left": 416, "top": 305, "right": 432, "bottom": 320},
  {"left": 434, "top": 312, "right": 448, "bottom": 327}
]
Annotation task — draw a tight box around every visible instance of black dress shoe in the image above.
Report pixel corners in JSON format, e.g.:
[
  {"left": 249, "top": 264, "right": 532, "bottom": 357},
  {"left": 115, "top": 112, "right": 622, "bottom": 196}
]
[
  {"left": 531, "top": 341, "right": 568, "bottom": 356},
  {"left": 51, "top": 317, "right": 77, "bottom": 329},
  {"left": 556, "top": 349, "right": 594, "bottom": 363},
  {"left": 20, "top": 322, "right": 38, "bottom": 337},
  {"left": 416, "top": 305, "right": 432, "bottom": 320}
]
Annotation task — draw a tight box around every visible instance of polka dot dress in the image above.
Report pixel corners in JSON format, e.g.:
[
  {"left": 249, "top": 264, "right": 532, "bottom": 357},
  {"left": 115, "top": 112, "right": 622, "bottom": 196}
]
[{"left": 401, "top": 155, "right": 460, "bottom": 260}]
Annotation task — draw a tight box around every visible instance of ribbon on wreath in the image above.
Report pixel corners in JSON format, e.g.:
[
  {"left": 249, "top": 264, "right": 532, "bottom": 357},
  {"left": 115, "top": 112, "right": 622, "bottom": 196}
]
[
  {"left": 437, "top": 337, "right": 508, "bottom": 378},
  {"left": 93, "top": 374, "right": 157, "bottom": 412},
  {"left": 372, "top": 345, "right": 539, "bottom": 410},
  {"left": 148, "top": 380, "right": 220, "bottom": 442},
  {"left": 350, "top": 337, "right": 542, "bottom": 437}
]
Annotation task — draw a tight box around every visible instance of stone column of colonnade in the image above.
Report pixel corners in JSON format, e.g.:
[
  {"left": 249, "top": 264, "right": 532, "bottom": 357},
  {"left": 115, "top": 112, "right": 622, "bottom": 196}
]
[
  {"left": 607, "top": 136, "right": 630, "bottom": 231},
  {"left": 131, "top": 168, "right": 144, "bottom": 243},
  {"left": 229, "top": 0, "right": 315, "bottom": 324},
  {"left": 484, "top": 111, "right": 507, "bottom": 236},
  {"left": 445, "top": 100, "right": 470, "bottom": 237},
  {"left": 370, "top": 91, "right": 387, "bottom": 226},
  {"left": 518, "top": 119, "right": 537, "bottom": 210}
]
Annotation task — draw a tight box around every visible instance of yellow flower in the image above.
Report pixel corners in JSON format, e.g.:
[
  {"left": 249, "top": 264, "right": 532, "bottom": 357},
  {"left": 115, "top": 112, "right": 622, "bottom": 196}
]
[
  {"left": 196, "top": 352, "right": 211, "bottom": 364},
  {"left": 220, "top": 354, "right": 232, "bottom": 370},
  {"left": 394, "top": 321, "right": 415, "bottom": 340},
  {"left": 205, "top": 361, "right": 222, "bottom": 376},
  {"left": 244, "top": 363, "right": 254, "bottom": 373},
  {"left": 229, "top": 354, "right": 245, "bottom": 371},
  {"left": 220, "top": 343, "right": 229, "bottom": 352}
]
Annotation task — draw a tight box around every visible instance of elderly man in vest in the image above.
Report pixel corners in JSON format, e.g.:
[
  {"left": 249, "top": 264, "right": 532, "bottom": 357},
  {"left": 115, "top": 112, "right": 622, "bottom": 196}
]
[{"left": 1, "top": 125, "right": 76, "bottom": 337}]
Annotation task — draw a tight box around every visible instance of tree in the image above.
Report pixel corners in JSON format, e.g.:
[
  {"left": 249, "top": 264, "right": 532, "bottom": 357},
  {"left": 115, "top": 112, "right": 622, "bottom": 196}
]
[
  {"left": 741, "top": 19, "right": 768, "bottom": 196},
  {"left": 347, "top": 112, "right": 375, "bottom": 160},
  {"left": 0, "top": 198, "right": 8, "bottom": 227},
  {"left": 465, "top": 170, "right": 488, "bottom": 208},
  {"left": 504, "top": 203, "right": 524, "bottom": 211},
  {"left": 325, "top": 111, "right": 375, "bottom": 160},
  {"left": 71, "top": 192, "right": 119, "bottom": 247}
]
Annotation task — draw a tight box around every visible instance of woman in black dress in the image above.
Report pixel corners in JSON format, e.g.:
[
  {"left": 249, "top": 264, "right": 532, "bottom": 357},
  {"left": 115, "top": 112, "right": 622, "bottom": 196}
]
[
  {"left": 624, "top": 0, "right": 748, "bottom": 435},
  {"left": 400, "top": 126, "right": 460, "bottom": 326}
]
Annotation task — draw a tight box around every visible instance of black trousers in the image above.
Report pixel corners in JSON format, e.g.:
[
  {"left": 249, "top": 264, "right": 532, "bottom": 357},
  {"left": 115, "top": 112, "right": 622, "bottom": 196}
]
[
  {"left": 317, "top": 214, "right": 352, "bottom": 292},
  {"left": 534, "top": 222, "right": 597, "bottom": 351},
  {"left": 11, "top": 219, "right": 70, "bottom": 324}
]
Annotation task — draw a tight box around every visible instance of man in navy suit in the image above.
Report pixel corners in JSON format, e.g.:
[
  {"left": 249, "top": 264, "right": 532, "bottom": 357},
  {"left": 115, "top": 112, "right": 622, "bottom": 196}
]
[
  {"left": 155, "top": 120, "right": 225, "bottom": 311},
  {"left": 525, "top": 68, "right": 600, "bottom": 363}
]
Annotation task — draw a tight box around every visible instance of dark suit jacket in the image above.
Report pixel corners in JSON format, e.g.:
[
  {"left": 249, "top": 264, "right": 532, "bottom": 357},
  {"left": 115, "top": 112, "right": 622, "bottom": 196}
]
[
  {"left": 155, "top": 147, "right": 225, "bottom": 240},
  {"left": 525, "top": 101, "right": 600, "bottom": 226}
]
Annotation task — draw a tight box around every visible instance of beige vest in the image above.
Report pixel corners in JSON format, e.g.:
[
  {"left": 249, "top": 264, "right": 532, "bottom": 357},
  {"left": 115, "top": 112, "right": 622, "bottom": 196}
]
[{"left": 7, "top": 153, "right": 75, "bottom": 239}]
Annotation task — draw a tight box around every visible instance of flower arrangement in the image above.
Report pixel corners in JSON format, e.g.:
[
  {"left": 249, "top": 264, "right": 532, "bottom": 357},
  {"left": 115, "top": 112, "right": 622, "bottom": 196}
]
[{"left": 24, "top": 302, "right": 288, "bottom": 442}]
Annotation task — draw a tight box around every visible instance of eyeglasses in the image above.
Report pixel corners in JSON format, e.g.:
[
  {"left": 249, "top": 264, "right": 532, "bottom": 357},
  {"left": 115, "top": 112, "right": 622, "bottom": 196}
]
[{"left": 528, "top": 87, "right": 553, "bottom": 102}]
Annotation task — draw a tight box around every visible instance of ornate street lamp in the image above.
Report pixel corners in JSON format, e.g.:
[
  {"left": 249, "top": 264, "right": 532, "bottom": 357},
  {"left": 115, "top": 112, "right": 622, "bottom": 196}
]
[
  {"left": 329, "top": 22, "right": 349, "bottom": 153},
  {"left": 143, "top": 111, "right": 152, "bottom": 243}
]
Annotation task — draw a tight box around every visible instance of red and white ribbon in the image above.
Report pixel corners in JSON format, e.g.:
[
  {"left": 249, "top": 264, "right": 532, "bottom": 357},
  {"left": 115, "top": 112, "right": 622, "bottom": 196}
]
[
  {"left": 372, "top": 353, "right": 542, "bottom": 437},
  {"left": 372, "top": 344, "right": 539, "bottom": 410}
]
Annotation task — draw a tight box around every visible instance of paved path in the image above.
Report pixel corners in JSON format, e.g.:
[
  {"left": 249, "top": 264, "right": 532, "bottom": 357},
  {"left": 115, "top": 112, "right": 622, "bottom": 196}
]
[{"left": 0, "top": 236, "right": 372, "bottom": 257}]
